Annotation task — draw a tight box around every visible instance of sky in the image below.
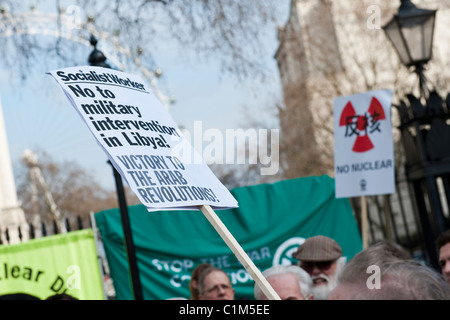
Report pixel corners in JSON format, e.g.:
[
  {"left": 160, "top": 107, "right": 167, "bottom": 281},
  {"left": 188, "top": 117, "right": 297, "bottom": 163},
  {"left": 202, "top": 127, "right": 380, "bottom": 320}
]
[{"left": 0, "top": 1, "right": 289, "bottom": 191}]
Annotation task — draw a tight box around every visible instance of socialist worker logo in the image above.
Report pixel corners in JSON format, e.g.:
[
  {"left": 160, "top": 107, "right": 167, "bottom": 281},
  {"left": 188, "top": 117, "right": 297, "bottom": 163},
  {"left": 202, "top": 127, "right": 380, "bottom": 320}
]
[{"left": 339, "top": 97, "right": 386, "bottom": 153}]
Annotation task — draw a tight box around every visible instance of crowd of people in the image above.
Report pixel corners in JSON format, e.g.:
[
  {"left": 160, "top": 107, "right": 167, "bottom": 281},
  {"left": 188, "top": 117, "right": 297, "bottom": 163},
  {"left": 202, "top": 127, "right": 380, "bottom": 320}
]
[{"left": 184, "top": 230, "right": 450, "bottom": 300}]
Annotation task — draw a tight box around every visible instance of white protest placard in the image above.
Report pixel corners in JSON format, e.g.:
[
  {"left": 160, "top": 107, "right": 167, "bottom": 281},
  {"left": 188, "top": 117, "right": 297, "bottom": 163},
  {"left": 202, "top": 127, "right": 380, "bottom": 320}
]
[
  {"left": 47, "top": 66, "right": 280, "bottom": 300},
  {"left": 47, "top": 66, "right": 238, "bottom": 211},
  {"left": 334, "top": 89, "right": 395, "bottom": 199}
]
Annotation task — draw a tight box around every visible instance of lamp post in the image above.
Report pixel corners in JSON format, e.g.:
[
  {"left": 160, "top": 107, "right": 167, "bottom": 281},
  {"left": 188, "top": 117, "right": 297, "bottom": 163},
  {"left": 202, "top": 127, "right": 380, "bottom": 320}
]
[
  {"left": 383, "top": 0, "right": 436, "bottom": 99},
  {"left": 88, "top": 35, "right": 143, "bottom": 300},
  {"left": 383, "top": 1, "right": 450, "bottom": 269},
  {"left": 88, "top": 35, "right": 112, "bottom": 69}
]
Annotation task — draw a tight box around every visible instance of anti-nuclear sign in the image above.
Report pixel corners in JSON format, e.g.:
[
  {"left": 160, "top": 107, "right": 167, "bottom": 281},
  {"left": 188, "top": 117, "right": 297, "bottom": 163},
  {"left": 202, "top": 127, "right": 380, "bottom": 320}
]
[
  {"left": 47, "top": 66, "right": 238, "bottom": 211},
  {"left": 334, "top": 89, "right": 395, "bottom": 198}
]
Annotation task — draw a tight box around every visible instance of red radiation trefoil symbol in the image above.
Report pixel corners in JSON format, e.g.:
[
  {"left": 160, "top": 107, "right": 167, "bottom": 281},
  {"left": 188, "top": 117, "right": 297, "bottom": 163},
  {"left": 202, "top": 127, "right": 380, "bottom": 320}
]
[{"left": 339, "top": 97, "right": 386, "bottom": 153}]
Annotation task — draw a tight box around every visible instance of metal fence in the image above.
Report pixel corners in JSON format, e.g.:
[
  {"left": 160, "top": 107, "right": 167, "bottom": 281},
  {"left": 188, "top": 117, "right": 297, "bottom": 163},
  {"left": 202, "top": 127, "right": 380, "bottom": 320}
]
[
  {"left": 350, "top": 173, "right": 450, "bottom": 263},
  {"left": 0, "top": 216, "right": 90, "bottom": 245}
]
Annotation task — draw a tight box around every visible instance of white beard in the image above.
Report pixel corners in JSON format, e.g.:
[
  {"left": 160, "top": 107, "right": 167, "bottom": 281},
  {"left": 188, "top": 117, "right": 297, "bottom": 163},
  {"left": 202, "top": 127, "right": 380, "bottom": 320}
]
[
  {"left": 310, "top": 257, "right": 346, "bottom": 300},
  {"left": 311, "top": 273, "right": 338, "bottom": 300}
]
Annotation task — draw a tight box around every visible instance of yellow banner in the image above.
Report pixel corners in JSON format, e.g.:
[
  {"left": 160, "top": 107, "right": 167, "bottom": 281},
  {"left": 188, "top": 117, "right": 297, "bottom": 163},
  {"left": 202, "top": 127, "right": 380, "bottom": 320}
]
[{"left": 0, "top": 229, "right": 104, "bottom": 300}]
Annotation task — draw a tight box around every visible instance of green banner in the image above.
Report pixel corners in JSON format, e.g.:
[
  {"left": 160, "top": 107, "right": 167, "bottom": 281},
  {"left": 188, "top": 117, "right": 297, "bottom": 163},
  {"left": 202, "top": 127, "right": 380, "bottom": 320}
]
[
  {"left": 0, "top": 229, "right": 104, "bottom": 300},
  {"left": 95, "top": 175, "right": 362, "bottom": 300}
]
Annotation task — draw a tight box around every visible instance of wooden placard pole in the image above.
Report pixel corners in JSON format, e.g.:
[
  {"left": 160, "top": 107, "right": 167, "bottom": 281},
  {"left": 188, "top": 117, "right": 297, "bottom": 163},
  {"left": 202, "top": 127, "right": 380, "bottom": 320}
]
[
  {"left": 200, "top": 205, "right": 280, "bottom": 300},
  {"left": 361, "top": 195, "right": 368, "bottom": 249}
]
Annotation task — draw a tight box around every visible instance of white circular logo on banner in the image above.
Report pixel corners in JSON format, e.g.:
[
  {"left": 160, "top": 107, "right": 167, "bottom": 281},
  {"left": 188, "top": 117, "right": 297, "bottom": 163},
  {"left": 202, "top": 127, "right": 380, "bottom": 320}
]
[{"left": 273, "top": 237, "right": 305, "bottom": 266}]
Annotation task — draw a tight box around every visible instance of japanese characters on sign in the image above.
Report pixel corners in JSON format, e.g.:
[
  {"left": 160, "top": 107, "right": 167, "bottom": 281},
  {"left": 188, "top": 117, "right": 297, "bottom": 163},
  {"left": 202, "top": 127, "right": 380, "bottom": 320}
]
[{"left": 334, "top": 90, "right": 395, "bottom": 198}]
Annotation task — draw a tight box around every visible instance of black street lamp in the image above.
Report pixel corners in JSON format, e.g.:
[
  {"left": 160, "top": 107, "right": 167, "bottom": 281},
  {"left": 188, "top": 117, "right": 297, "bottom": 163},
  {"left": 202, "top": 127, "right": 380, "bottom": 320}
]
[
  {"left": 88, "top": 35, "right": 143, "bottom": 300},
  {"left": 383, "top": 1, "right": 450, "bottom": 269},
  {"left": 383, "top": 0, "right": 437, "bottom": 98},
  {"left": 88, "top": 35, "right": 111, "bottom": 69}
]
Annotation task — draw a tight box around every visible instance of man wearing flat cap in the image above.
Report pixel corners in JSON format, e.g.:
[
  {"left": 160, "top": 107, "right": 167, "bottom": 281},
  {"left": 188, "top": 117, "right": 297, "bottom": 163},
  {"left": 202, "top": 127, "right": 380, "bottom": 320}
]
[{"left": 293, "top": 235, "right": 346, "bottom": 300}]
